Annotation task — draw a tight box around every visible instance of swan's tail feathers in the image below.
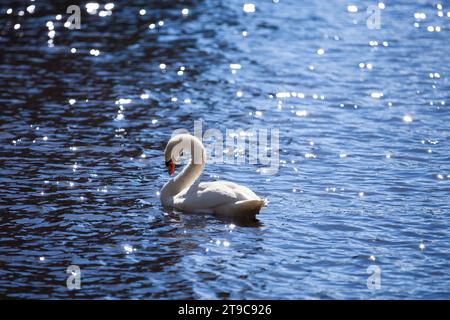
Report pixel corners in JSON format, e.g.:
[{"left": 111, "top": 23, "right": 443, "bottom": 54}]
[
  {"left": 215, "top": 199, "right": 265, "bottom": 218},
  {"left": 237, "top": 199, "right": 266, "bottom": 215}
]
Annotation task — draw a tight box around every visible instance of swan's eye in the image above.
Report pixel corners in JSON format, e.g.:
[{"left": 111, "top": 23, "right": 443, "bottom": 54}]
[{"left": 179, "top": 151, "right": 183, "bottom": 157}]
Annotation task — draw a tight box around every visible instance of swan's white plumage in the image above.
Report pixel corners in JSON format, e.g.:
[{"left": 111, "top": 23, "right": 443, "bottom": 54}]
[{"left": 160, "top": 134, "right": 266, "bottom": 218}]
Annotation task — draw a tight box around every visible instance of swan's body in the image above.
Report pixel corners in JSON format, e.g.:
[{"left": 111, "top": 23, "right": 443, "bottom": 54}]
[{"left": 160, "top": 134, "right": 266, "bottom": 218}]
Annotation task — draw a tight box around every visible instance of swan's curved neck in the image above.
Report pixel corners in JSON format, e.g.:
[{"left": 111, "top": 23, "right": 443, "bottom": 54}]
[
  {"left": 161, "top": 136, "right": 206, "bottom": 201},
  {"left": 172, "top": 158, "right": 205, "bottom": 194}
]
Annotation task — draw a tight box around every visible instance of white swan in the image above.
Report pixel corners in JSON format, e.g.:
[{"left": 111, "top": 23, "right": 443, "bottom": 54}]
[{"left": 160, "top": 134, "right": 267, "bottom": 219}]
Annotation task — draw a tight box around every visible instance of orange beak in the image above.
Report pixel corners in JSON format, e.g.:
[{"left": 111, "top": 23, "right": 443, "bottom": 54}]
[
  {"left": 168, "top": 161, "right": 175, "bottom": 176},
  {"left": 165, "top": 159, "right": 175, "bottom": 176}
]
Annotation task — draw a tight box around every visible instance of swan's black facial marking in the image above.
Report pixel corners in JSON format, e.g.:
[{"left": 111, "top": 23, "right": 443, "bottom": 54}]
[{"left": 165, "top": 159, "right": 172, "bottom": 167}]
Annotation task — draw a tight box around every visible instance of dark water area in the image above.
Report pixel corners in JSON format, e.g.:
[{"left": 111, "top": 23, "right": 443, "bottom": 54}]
[{"left": 0, "top": 0, "right": 449, "bottom": 299}]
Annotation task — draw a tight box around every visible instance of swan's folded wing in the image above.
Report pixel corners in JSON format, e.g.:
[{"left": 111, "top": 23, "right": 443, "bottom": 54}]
[
  {"left": 213, "top": 180, "right": 260, "bottom": 200},
  {"left": 175, "top": 182, "right": 238, "bottom": 211}
]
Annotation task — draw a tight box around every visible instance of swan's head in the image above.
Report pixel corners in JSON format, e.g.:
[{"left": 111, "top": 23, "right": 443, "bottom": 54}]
[
  {"left": 164, "top": 134, "right": 205, "bottom": 176},
  {"left": 164, "top": 136, "right": 181, "bottom": 176}
]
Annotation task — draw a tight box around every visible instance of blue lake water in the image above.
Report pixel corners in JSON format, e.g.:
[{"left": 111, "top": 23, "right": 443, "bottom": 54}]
[{"left": 0, "top": 0, "right": 449, "bottom": 299}]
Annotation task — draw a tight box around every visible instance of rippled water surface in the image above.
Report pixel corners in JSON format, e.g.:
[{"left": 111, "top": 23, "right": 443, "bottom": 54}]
[{"left": 1, "top": 0, "right": 450, "bottom": 299}]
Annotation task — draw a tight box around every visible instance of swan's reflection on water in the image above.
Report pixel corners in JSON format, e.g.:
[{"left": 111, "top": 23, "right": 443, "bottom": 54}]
[
  {"left": 162, "top": 207, "right": 264, "bottom": 228},
  {"left": 214, "top": 215, "right": 263, "bottom": 228}
]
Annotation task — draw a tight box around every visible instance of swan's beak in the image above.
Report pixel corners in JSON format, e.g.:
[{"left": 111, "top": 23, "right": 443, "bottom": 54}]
[
  {"left": 165, "top": 159, "right": 175, "bottom": 176},
  {"left": 169, "top": 162, "right": 175, "bottom": 176}
]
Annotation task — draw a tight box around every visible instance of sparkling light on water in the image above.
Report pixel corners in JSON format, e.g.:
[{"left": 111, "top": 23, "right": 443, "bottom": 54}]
[
  {"left": 403, "top": 115, "right": 413, "bottom": 123},
  {"left": 86, "top": 3, "right": 100, "bottom": 14},
  {"left": 347, "top": 5, "right": 358, "bottom": 13},
  {"left": 26, "top": 5, "right": 35, "bottom": 14},
  {"left": 243, "top": 3, "right": 256, "bottom": 13}
]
